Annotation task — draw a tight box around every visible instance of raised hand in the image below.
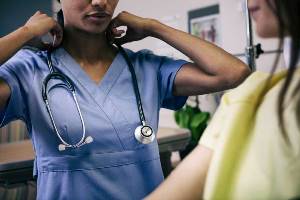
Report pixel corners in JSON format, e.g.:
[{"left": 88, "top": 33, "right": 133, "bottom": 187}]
[
  {"left": 24, "top": 11, "right": 63, "bottom": 48},
  {"left": 107, "top": 11, "right": 154, "bottom": 45}
]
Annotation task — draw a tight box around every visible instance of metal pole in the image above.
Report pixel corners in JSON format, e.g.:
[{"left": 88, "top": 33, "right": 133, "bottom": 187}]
[{"left": 244, "top": 0, "right": 256, "bottom": 71}]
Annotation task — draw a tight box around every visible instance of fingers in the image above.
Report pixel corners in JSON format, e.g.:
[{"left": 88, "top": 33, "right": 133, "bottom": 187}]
[
  {"left": 33, "top": 10, "right": 42, "bottom": 16},
  {"left": 106, "top": 27, "right": 127, "bottom": 45},
  {"left": 109, "top": 27, "right": 125, "bottom": 39},
  {"left": 112, "top": 28, "right": 125, "bottom": 37},
  {"left": 26, "top": 12, "right": 63, "bottom": 49},
  {"left": 110, "top": 11, "right": 129, "bottom": 27},
  {"left": 109, "top": 11, "right": 138, "bottom": 29},
  {"left": 34, "top": 11, "right": 63, "bottom": 48},
  {"left": 107, "top": 12, "right": 135, "bottom": 45},
  {"left": 106, "top": 18, "right": 126, "bottom": 44},
  {"left": 114, "top": 35, "right": 131, "bottom": 45},
  {"left": 33, "top": 11, "right": 48, "bottom": 20}
]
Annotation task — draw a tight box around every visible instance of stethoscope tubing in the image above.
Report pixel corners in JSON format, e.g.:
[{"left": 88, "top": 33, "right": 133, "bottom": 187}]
[
  {"left": 44, "top": 92, "right": 87, "bottom": 148},
  {"left": 116, "top": 44, "right": 147, "bottom": 125},
  {"left": 42, "top": 44, "right": 153, "bottom": 149}
]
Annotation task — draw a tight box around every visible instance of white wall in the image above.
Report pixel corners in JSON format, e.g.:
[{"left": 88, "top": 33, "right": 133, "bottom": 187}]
[{"left": 53, "top": 0, "right": 285, "bottom": 127}]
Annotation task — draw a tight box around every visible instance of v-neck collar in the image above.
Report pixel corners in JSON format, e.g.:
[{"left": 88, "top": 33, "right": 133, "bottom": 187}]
[{"left": 52, "top": 47, "right": 126, "bottom": 104}]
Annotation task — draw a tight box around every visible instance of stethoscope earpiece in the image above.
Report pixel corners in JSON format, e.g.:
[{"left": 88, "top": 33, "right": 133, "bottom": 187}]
[
  {"left": 58, "top": 144, "right": 66, "bottom": 151},
  {"left": 85, "top": 136, "right": 94, "bottom": 144},
  {"left": 58, "top": 136, "right": 94, "bottom": 151}
]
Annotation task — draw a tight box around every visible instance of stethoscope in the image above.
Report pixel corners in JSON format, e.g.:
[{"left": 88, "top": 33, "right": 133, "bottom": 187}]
[{"left": 42, "top": 42, "right": 155, "bottom": 151}]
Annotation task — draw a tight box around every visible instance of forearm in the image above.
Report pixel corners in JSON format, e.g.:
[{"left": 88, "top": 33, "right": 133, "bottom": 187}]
[
  {"left": 145, "top": 145, "right": 213, "bottom": 200},
  {"left": 0, "top": 26, "right": 34, "bottom": 65},
  {"left": 148, "top": 20, "right": 249, "bottom": 78},
  {"left": 0, "top": 79, "right": 11, "bottom": 110}
]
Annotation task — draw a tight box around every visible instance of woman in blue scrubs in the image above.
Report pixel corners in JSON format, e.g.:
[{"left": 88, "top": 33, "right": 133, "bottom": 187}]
[{"left": 0, "top": 0, "right": 250, "bottom": 199}]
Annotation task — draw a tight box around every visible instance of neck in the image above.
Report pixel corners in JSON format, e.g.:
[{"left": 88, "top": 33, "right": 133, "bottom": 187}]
[{"left": 62, "top": 28, "right": 116, "bottom": 65}]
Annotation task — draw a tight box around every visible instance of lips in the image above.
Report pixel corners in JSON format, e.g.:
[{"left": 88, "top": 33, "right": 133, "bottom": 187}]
[
  {"left": 248, "top": 6, "right": 260, "bottom": 20},
  {"left": 248, "top": 6, "right": 259, "bottom": 13},
  {"left": 86, "top": 11, "right": 111, "bottom": 18}
]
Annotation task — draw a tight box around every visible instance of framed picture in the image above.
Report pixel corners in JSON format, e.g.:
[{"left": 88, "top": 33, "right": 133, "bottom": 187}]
[{"left": 188, "top": 5, "right": 221, "bottom": 46}]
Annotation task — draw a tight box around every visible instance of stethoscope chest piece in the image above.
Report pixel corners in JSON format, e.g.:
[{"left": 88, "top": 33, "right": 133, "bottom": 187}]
[{"left": 134, "top": 122, "right": 155, "bottom": 144}]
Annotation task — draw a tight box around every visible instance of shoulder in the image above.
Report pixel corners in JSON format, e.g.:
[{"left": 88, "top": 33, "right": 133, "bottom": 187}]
[
  {"left": 123, "top": 48, "right": 154, "bottom": 56},
  {"left": 9, "top": 47, "right": 44, "bottom": 63},
  {"left": 123, "top": 48, "right": 165, "bottom": 63},
  {"left": 2, "top": 48, "right": 47, "bottom": 72},
  {"left": 123, "top": 48, "right": 187, "bottom": 69}
]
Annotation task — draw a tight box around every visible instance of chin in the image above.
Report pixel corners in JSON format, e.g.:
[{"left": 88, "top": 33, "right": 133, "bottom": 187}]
[
  {"left": 256, "top": 25, "right": 279, "bottom": 38},
  {"left": 83, "top": 27, "right": 107, "bottom": 35}
]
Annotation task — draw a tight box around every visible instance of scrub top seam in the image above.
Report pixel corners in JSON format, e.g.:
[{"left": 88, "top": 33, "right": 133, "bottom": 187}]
[{"left": 39, "top": 157, "right": 160, "bottom": 173}]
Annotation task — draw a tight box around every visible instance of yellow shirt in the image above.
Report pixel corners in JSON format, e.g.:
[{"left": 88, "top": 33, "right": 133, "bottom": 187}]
[{"left": 200, "top": 69, "right": 300, "bottom": 200}]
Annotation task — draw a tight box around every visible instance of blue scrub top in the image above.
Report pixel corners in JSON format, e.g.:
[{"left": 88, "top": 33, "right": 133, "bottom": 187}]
[{"left": 0, "top": 47, "right": 188, "bottom": 200}]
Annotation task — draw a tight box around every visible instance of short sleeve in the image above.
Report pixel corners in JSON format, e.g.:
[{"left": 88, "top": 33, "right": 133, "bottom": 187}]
[
  {"left": 157, "top": 56, "right": 188, "bottom": 110},
  {"left": 0, "top": 49, "right": 35, "bottom": 127},
  {"left": 132, "top": 49, "right": 188, "bottom": 110}
]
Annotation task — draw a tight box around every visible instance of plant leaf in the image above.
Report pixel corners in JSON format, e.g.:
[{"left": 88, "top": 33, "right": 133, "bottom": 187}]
[
  {"left": 190, "top": 112, "right": 209, "bottom": 129},
  {"left": 189, "top": 112, "right": 210, "bottom": 142}
]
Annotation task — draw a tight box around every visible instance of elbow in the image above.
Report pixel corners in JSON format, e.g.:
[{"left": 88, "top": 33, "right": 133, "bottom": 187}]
[
  {"left": 235, "top": 63, "right": 251, "bottom": 85},
  {"left": 223, "top": 62, "right": 251, "bottom": 90}
]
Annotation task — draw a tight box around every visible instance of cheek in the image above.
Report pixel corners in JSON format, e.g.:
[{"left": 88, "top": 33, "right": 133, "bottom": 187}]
[
  {"left": 255, "top": 18, "right": 279, "bottom": 38},
  {"left": 62, "top": 2, "right": 86, "bottom": 24},
  {"left": 255, "top": 6, "right": 279, "bottom": 37},
  {"left": 64, "top": 11, "right": 85, "bottom": 28}
]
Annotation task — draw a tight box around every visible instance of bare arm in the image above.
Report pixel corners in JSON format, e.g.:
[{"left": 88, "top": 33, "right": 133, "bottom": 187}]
[
  {"left": 0, "top": 79, "right": 11, "bottom": 110},
  {"left": 109, "top": 12, "right": 251, "bottom": 96},
  {"left": 145, "top": 145, "right": 213, "bottom": 200},
  {"left": 0, "top": 27, "right": 32, "bottom": 111},
  {"left": 0, "top": 26, "right": 32, "bottom": 110},
  {"left": 149, "top": 21, "right": 250, "bottom": 96},
  {"left": 0, "top": 11, "right": 62, "bottom": 111},
  {"left": 0, "top": 26, "right": 34, "bottom": 65}
]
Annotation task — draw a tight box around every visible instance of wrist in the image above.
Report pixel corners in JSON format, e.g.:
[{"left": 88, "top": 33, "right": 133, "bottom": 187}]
[{"left": 20, "top": 25, "right": 36, "bottom": 41}]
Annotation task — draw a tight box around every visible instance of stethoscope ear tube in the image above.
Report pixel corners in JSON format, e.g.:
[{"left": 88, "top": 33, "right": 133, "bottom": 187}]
[
  {"left": 116, "top": 44, "right": 146, "bottom": 124},
  {"left": 42, "top": 72, "right": 75, "bottom": 101},
  {"left": 43, "top": 51, "right": 75, "bottom": 100}
]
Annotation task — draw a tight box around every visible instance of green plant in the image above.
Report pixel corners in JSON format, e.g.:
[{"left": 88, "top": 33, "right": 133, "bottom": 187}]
[{"left": 174, "top": 104, "right": 210, "bottom": 147}]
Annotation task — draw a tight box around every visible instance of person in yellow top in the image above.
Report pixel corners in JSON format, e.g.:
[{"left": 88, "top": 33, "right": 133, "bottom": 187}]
[{"left": 145, "top": 0, "right": 300, "bottom": 199}]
